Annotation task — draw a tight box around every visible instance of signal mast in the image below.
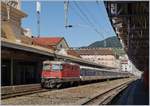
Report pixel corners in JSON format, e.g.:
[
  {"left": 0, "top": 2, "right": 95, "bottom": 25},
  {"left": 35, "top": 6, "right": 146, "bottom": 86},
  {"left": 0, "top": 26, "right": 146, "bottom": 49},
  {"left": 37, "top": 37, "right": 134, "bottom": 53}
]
[{"left": 36, "top": 1, "right": 41, "bottom": 38}]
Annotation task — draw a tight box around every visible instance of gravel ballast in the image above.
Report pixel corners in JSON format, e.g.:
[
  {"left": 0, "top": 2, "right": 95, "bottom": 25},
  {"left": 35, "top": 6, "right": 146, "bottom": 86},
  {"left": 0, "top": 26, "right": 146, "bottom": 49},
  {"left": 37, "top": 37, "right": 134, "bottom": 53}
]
[{"left": 2, "top": 78, "right": 134, "bottom": 105}]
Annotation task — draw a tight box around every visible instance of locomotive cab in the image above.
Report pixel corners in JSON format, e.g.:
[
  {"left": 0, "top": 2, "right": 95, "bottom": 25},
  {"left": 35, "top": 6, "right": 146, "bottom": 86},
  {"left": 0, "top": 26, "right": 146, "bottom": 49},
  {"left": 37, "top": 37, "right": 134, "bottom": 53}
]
[
  {"left": 41, "top": 61, "right": 63, "bottom": 88},
  {"left": 42, "top": 63, "right": 63, "bottom": 78}
]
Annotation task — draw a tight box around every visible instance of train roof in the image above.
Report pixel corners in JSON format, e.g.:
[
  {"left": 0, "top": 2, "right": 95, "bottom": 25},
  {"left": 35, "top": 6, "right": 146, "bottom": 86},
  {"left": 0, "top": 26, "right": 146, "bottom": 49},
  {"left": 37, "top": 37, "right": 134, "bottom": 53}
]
[{"left": 80, "top": 65, "right": 130, "bottom": 74}]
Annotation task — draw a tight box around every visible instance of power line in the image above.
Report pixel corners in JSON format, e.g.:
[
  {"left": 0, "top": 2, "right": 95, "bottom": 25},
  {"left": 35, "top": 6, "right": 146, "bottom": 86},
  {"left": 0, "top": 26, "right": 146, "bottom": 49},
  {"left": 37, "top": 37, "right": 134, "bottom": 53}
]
[
  {"left": 73, "top": 1, "right": 95, "bottom": 28},
  {"left": 70, "top": 4, "right": 89, "bottom": 25},
  {"left": 82, "top": 3, "right": 106, "bottom": 38},
  {"left": 82, "top": 3, "right": 100, "bottom": 28},
  {"left": 73, "top": 1, "right": 107, "bottom": 47},
  {"left": 96, "top": 1, "right": 115, "bottom": 36},
  {"left": 96, "top": 1, "right": 116, "bottom": 47},
  {"left": 83, "top": 2, "right": 109, "bottom": 38}
]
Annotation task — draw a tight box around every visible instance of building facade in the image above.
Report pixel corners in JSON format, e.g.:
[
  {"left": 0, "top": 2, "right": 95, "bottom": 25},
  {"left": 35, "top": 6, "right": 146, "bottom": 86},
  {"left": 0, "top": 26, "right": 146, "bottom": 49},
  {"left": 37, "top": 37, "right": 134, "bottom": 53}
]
[
  {"left": 120, "top": 55, "right": 132, "bottom": 72},
  {"left": 1, "top": 1, "right": 33, "bottom": 44},
  {"left": 120, "top": 55, "right": 142, "bottom": 77},
  {"left": 33, "top": 37, "right": 81, "bottom": 58},
  {"left": 1, "top": 1, "right": 54, "bottom": 86},
  {"left": 75, "top": 48, "right": 119, "bottom": 68}
]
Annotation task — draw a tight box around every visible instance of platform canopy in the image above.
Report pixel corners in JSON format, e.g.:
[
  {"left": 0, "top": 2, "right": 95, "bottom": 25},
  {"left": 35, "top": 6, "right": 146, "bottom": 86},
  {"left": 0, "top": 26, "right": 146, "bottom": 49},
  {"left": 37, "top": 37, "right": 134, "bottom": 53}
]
[{"left": 104, "top": 1, "right": 149, "bottom": 72}]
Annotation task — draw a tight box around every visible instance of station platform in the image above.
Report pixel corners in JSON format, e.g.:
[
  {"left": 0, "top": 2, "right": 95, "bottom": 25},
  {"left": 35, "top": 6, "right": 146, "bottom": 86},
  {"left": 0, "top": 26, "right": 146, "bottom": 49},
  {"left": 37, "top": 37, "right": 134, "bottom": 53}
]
[
  {"left": 113, "top": 78, "right": 149, "bottom": 105},
  {"left": 1, "top": 84, "right": 41, "bottom": 96}
]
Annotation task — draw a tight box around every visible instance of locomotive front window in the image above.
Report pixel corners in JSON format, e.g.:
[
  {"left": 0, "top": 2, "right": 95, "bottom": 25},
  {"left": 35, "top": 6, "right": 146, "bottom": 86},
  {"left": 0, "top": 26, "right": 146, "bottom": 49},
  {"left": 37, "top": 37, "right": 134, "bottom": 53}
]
[
  {"left": 52, "top": 64, "right": 62, "bottom": 71},
  {"left": 43, "top": 64, "right": 50, "bottom": 70}
]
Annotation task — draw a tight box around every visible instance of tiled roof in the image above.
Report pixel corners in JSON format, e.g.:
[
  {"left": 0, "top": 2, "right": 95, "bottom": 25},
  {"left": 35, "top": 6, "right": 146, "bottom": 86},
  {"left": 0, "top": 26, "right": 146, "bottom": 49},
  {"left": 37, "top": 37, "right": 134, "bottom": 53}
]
[
  {"left": 67, "top": 49, "right": 81, "bottom": 58},
  {"left": 32, "top": 37, "right": 63, "bottom": 46},
  {"left": 75, "top": 48, "right": 114, "bottom": 55}
]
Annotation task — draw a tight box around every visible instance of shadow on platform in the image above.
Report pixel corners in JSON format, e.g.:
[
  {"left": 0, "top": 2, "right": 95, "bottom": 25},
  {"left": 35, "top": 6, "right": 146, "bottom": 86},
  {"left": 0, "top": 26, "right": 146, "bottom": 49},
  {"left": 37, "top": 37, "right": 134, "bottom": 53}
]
[{"left": 112, "top": 79, "right": 149, "bottom": 105}]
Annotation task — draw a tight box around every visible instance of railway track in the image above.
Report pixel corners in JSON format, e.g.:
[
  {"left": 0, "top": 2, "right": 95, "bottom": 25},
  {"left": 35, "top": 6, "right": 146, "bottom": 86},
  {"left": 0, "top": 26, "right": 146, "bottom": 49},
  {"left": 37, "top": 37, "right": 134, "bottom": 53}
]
[
  {"left": 2, "top": 78, "right": 135, "bottom": 105},
  {"left": 2, "top": 78, "right": 134, "bottom": 101},
  {"left": 2, "top": 89, "right": 49, "bottom": 99},
  {"left": 1, "top": 84, "right": 50, "bottom": 99},
  {"left": 81, "top": 80, "right": 133, "bottom": 105},
  {"left": 1, "top": 78, "right": 122, "bottom": 99}
]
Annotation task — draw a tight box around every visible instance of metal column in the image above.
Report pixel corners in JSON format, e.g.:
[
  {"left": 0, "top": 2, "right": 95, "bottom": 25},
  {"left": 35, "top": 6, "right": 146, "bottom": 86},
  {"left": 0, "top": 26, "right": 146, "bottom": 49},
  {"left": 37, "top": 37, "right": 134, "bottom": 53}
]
[{"left": 10, "top": 57, "right": 13, "bottom": 85}]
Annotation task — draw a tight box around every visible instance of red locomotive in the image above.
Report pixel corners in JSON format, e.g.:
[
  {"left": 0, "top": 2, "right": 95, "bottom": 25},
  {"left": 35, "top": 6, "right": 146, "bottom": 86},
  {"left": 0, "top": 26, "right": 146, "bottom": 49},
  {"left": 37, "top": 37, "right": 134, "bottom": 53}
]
[{"left": 41, "top": 60, "right": 80, "bottom": 88}]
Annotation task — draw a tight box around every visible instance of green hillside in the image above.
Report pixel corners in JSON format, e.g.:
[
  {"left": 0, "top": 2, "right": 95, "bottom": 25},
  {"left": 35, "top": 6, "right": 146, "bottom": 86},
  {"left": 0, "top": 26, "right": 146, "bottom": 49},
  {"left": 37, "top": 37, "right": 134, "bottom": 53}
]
[
  {"left": 78, "top": 36, "right": 126, "bottom": 56},
  {"left": 88, "top": 36, "right": 122, "bottom": 48}
]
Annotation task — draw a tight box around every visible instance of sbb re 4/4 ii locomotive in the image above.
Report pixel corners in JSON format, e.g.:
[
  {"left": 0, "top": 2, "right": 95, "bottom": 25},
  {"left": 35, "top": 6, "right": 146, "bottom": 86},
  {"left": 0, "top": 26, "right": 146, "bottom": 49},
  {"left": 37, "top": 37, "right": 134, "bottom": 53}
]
[{"left": 41, "top": 60, "right": 80, "bottom": 88}]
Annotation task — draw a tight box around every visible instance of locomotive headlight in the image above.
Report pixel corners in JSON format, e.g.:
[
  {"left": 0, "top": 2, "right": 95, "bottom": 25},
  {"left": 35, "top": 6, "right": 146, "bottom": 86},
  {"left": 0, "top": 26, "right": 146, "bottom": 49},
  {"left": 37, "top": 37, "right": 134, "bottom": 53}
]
[{"left": 41, "top": 78, "right": 45, "bottom": 82}]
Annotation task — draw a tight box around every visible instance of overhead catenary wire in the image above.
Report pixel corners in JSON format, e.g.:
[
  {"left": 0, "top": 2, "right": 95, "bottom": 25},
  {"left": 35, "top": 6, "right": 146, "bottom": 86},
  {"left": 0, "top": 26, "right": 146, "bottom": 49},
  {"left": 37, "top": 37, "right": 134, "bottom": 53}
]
[
  {"left": 73, "top": 1, "right": 96, "bottom": 29},
  {"left": 82, "top": 2, "right": 106, "bottom": 39},
  {"left": 72, "top": 1, "right": 107, "bottom": 47},
  {"left": 96, "top": 1, "right": 111, "bottom": 34},
  {"left": 96, "top": 1, "right": 116, "bottom": 47},
  {"left": 69, "top": 4, "right": 89, "bottom": 25},
  {"left": 82, "top": 3, "right": 101, "bottom": 29},
  {"left": 75, "top": 1, "right": 115, "bottom": 48},
  {"left": 83, "top": 1, "right": 116, "bottom": 47}
]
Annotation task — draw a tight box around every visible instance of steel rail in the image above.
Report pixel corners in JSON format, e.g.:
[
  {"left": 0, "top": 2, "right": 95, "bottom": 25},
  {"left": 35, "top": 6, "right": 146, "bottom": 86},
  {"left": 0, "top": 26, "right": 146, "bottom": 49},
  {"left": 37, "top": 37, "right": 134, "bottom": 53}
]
[
  {"left": 2, "top": 89, "right": 49, "bottom": 99},
  {"left": 1, "top": 84, "right": 51, "bottom": 99},
  {"left": 81, "top": 79, "right": 134, "bottom": 105}
]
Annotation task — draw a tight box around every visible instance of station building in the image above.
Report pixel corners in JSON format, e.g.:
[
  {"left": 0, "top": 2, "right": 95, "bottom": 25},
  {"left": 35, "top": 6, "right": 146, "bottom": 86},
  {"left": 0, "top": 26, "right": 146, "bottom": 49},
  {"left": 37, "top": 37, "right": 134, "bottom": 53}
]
[
  {"left": 1, "top": 1, "right": 55, "bottom": 86},
  {"left": 32, "top": 37, "right": 69, "bottom": 51},
  {"left": 75, "top": 48, "right": 119, "bottom": 68},
  {"left": 33, "top": 37, "right": 81, "bottom": 58}
]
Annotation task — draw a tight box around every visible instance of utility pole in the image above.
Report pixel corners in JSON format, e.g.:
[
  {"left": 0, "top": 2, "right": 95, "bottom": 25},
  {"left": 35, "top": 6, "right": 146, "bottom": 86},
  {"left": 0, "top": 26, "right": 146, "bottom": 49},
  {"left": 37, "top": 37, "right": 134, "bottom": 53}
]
[
  {"left": 36, "top": 1, "right": 41, "bottom": 37},
  {"left": 64, "top": 0, "right": 69, "bottom": 28}
]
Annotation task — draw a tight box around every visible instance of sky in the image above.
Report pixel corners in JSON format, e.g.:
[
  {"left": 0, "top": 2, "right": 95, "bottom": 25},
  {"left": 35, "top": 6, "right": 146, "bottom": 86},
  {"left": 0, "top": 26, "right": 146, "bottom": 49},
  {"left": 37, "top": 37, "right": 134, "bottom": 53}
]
[{"left": 21, "top": 1, "right": 116, "bottom": 47}]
